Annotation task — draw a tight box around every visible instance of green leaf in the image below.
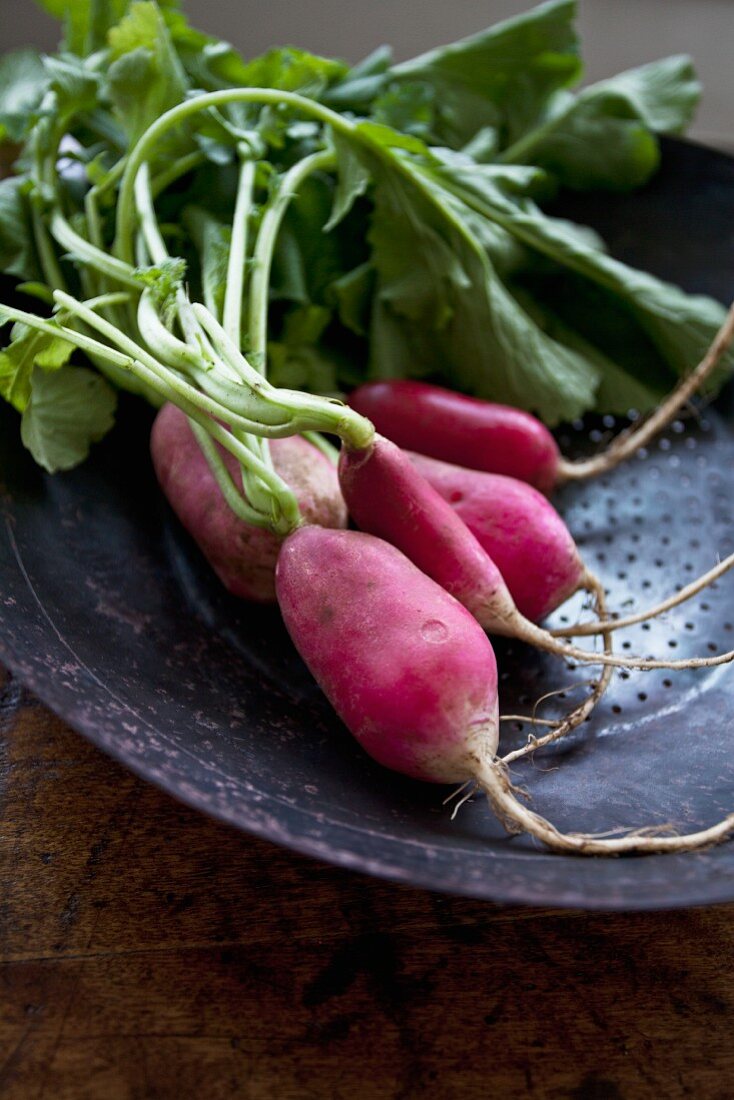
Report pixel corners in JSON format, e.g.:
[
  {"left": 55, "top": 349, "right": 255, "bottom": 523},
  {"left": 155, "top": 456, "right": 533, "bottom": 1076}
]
[
  {"left": 390, "top": 0, "right": 582, "bottom": 148},
  {"left": 519, "top": 101, "right": 660, "bottom": 190},
  {"left": 501, "top": 56, "right": 700, "bottom": 190},
  {"left": 133, "top": 256, "right": 187, "bottom": 321},
  {"left": 461, "top": 127, "right": 500, "bottom": 162},
  {"left": 355, "top": 120, "right": 433, "bottom": 158},
  {"left": 372, "top": 81, "right": 436, "bottom": 141},
  {"left": 0, "top": 321, "right": 75, "bottom": 412},
  {"left": 324, "top": 133, "right": 370, "bottom": 232},
  {"left": 195, "top": 47, "right": 349, "bottom": 154},
  {"left": 0, "top": 50, "right": 49, "bottom": 142},
  {"left": 267, "top": 341, "right": 340, "bottom": 394},
  {"left": 322, "top": 46, "right": 393, "bottom": 111},
  {"left": 35, "top": 0, "right": 148, "bottom": 55},
  {"left": 20, "top": 364, "right": 117, "bottom": 473},
  {"left": 223, "top": 46, "right": 348, "bottom": 95},
  {"left": 594, "top": 55, "right": 700, "bottom": 135},
  {"left": 15, "top": 283, "right": 56, "bottom": 305},
  {"left": 0, "top": 177, "right": 41, "bottom": 282},
  {"left": 35, "top": 0, "right": 109, "bottom": 54},
  {"left": 42, "top": 53, "right": 101, "bottom": 119},
  {"left": 23, "top": 0, "right": 721, "bottom": 430},
  {"left": 364, "top": 152, "right": 599, "bottom": 423},
  {"left": 268, "top": 305, "right": 340, "bottom": 392},
  {"left": 106, "top": 2, "right": 189, "bottom": 144},
  {"left": 183, "top": 205, "right": 231, "bottom": 319},
  {"left": 178, "top": 36, "right": 348, "bottom": 151},
  {"left": 328, "top": 263, "right": 374, "bottom": 337},
  {"left": 509, "top": 282, "right": 666, "bottom": 414},
  {"left": 431, "top": 156, "right": 733, "bottom": 403},
  {"left": 368, "top": 172, "right": 470, "bottom": 328},
  {"left": 270, "top": 174, "right": 363, "bottom": 307}
]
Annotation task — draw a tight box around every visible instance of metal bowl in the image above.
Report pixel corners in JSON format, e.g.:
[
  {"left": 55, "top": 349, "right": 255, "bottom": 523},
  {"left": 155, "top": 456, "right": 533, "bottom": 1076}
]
[{"left": 2, "top": 138, "right": 734, "bottom": 909}]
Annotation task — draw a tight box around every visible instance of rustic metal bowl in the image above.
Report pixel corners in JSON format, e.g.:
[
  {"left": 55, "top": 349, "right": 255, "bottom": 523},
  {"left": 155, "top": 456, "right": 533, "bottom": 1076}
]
[{"left": 2, "top": 138, "right": 734, "bottom": 909}]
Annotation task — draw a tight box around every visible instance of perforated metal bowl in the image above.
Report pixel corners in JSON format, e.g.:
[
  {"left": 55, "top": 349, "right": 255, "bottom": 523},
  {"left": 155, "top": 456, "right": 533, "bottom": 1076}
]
[{"left": 1, "top": 138, "right": 734, "bottom": 909}]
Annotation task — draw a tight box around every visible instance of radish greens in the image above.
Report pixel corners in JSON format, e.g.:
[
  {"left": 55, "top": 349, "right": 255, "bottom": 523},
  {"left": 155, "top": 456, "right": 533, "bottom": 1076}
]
[{"left": 0, "top": 0, "right": 731, "bottom": 482}]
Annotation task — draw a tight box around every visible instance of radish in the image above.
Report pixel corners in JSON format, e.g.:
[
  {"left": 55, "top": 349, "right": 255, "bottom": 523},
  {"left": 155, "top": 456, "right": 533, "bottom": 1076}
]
[
  {"left": 408, "top": 452, "right": 584, "bottom": 622},
  {"left": 349, "top": 300, "right": 734, "bottom": 493},
  {"left": 276, "top": 525, "right": 734, "bottom": 855},
  {"left": 338, "top": 435, "right": 734, "bottom": 672},
  {"left": 151, "top": 403, "right": 347, "bottom": 602},
  {"left": 409, "top": 450, "right": 734, "bottom": 640},
  {"left": 350, "top": 381, "right": 562, "bottom": 493},
  {"left": 276, "top": 526, "right": 500, "bottom": 782}
]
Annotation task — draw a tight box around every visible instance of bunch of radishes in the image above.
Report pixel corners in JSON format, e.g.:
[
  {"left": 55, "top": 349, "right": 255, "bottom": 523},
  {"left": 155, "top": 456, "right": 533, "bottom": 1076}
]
[
  {"left": 152, "top": 325, "right": 734, "bottom": 857},
  {"left": 4, "top": 0, "right": 734, "bottom": 860}
]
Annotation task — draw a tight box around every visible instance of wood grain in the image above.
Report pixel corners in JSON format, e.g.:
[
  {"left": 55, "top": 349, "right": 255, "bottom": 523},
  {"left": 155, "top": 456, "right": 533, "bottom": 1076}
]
[{"left": 2, "top": 668, "right": 734, "bottom": 1100}]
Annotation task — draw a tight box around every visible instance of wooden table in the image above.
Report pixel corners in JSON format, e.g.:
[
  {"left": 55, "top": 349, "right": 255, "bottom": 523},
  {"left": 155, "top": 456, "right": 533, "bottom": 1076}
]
[{"left": 2, "top": 668, "right": 733, "bottom": 1099}]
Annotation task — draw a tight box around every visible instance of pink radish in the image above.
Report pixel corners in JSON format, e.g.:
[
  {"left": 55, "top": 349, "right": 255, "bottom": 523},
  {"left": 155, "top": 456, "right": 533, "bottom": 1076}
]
[
  {"left": 338, "top": 435, "right": 734, "bottom": 673},
  {"left": 350, "top": 381, "right": 561, "bottom": 492},
  {"left": 408, "top": 449, "right": 734, "bottom": 642},
  {"left": 151, "top": 403, "right": 347, "bottom": 602},
  {"left": 408, "top": 452, "right": 584, "bottom": 622},
  {"left": 349, "top": 303, "right": 734, "bottom": 493},
  {"left": 276, "top": 526, "right": 499, "bottom": 782},
  {"left": 339, "top": 433, "right": 593, "bottom": 646},
  {"left": 276, "top": 525, "right": 734, "bottom": 855},
  {"left": 405, "top": 449, "right": 734, "bottom": 764}
]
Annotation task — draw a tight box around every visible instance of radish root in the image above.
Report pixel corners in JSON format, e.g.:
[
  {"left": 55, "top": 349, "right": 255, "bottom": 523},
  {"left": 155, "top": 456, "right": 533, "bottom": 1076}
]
[
  {"left": 500, "top": 715, "right": 560, "bottom": 728},
  {"left": 487, "top": 568, "right": 734, "bottom": 669},
  {"left": 556, "top": 297, "right": 734, "bottom": 485},
  {"left": 502, "top": 575, "right": 614, "bottom": 764},
  {"left": 516, "top": 616, "right": 734, "bottom": 671},
  {"left": 553, "top": 554, "right": 734, "bottom": 638},
  {"left": 477, "top": 760, "right": 734, "bottom": 856}
]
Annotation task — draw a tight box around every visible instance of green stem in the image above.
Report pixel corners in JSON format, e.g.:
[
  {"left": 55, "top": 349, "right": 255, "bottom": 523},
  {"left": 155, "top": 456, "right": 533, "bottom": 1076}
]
[
  {"left": 84, "top": 159, "right": 126, "bottom": 252},
  {"left": 218, "top": 153, "right": 278, "bottom": 515},
  {"left": 134, "top": 163, "right": 169, "bottom": 266},
  {"left": 248, "top": 148, "right": 335, "bottom": 378},
  {"left": 192, "top": 303, "right": 271, "bottom": 393},
  {"left": 189, "top": 420, "right": 298, "bottom": 533},
  {"left": 65, "top": 290, "right": 132, "bottom": 314},
  {"left": 0, "top": 305, "right": 119, "bottom": 359},
  {"left": 137, "top": 291, "right": 275, "bottom": 420},
  {"left": 53, "top": 290, "right": 286, "bottom": 435},
  {"left": 32, "top": 207, "right": 67, "bottom": 292},
  {"left": 1, "top": 302, "right": 163, "bottom": 409},
  {"left": 133, "top": 166, "right": 218, "bottom": 378},
  {"left": 86, "top": 0, "right": 108, "bottom": 55},
  {"left": 115, "top": 89, "right": 357, "bottom": 265},
  {"left": 0, "top": 300, "right": 297, "bottom": 442},
  {"left": 39, "top": 304, "right": 294, "bottom": 508},
  {"left": 150, "top": 150, "right": 207, "bottom": 200},
  {"left": 497, "top": 100, "right": 577, "bottom": 165},
  {"left": 302, "top": 431, "right": 339, "bottom": 464},
  {"left": 191, "top": 303, "right": 374, "bottom": 447},
  {"left": 223, "top": 154, "right": 256, "bottom": 342},
  {"left": 136, "top": 290, "right": 215, "bottom": 373},
  {"left": 134, "top": 164, "right": 221, "bottom": 364},
  {"left": 50, "top": 210, "right": 140, "bottom": 289},
  {"left": 84, "top": 191, "right": 105, "bottom": 253}
]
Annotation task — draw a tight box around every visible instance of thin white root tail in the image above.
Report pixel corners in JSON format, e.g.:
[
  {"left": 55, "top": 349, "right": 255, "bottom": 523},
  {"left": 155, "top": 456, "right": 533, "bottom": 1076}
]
[
  {"left": 477, "top": 761, "right": 734, "bottom": 856},
  {"left": 500, "top": 715, "right": 560, "bottom": 728},
  {"left": 519, "top": 616, "right": 734, "bottom": 671},
  {"left": 556, "top": 297, "right": 734, "bottom": 485},
  {"left": 553, "top": 555, "right": 734, "bottom": 639},
  {"left": 502, "top": 575, "right": 614, "bottom": 764}
]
